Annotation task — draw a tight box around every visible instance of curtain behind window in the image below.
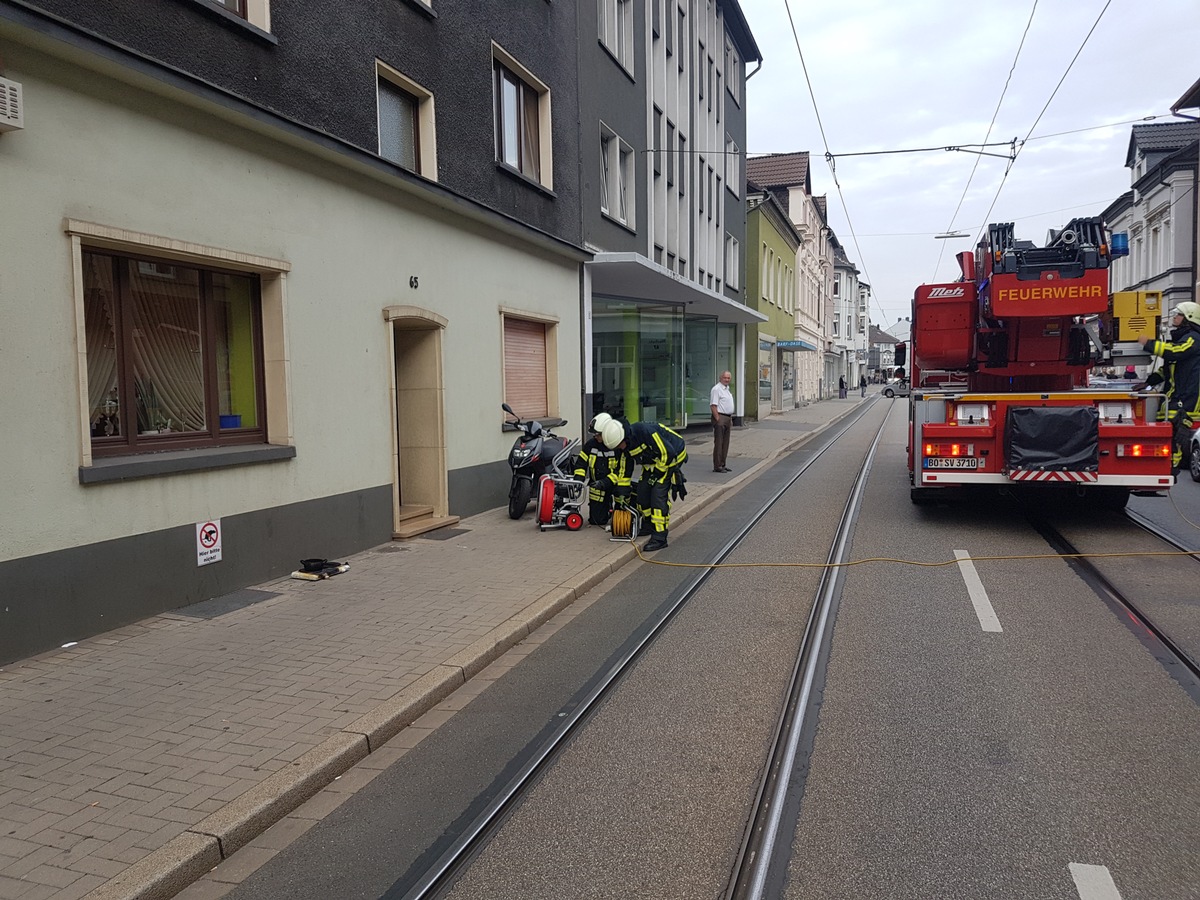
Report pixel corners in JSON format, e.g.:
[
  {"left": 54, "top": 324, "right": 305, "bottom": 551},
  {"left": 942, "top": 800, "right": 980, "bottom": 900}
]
[{"left": 379, "top": 80, "right": 418, "bottom": 172}]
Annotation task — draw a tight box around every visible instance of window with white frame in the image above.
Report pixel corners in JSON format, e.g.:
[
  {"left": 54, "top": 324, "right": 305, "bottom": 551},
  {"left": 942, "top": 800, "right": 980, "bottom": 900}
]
[
  {"left": 599, "top": 0, "right": 634, "bottom": 71},
  {"left": 493, "top": 48, "right": 551, "bottom": 187},
  {"left": 724, "top": 38, "right": 741, "bottom": 104},
  {"left": 377, "top": 63, "right": 436, "bottom": 177},
  {"left": 600, "top": 124, "right": 635, "bottom": 227},
  {"left": 725, "top": 235, "right": 739, "bottom": 290},
  {"left": 725, "top": 135, "right": 739, "bottom": 197}
]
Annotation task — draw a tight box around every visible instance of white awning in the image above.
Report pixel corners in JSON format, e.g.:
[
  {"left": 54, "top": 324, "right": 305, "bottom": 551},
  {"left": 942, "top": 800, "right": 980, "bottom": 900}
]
[{"left": 588, "top": 252, "right": 767, "bottom": 324}]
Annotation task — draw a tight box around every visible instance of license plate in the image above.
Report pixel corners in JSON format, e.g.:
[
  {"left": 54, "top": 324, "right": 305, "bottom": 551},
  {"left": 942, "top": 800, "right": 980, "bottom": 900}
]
[{"left": 924, "top": 457, "right": 978, "bottom": 469}]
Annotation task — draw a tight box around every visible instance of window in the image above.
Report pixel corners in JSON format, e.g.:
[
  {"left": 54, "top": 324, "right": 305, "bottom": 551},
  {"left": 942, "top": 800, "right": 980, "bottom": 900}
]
[
  {"left": 493, "top": 50, "right": 550, "bottom": 186},
  {"left": 503, "top": 315, "right": 552, "bottom": 419},
  {"left": 653, "top": 107, "right": 663, "bottom": 177},
  {"left": 83, "top": 249, "right": 266, "bottom": 456},
  {"left": 599, "top": 0, "right": 633, "bottom": 71},
  {"left": 377, "top": 63, "right": 436, "bottom": 178},
  {"left": 378, "top": 79, "right": 419, "bottom": 172},
  {"left": 666, "top": 120, "right": 676, "bottom": 187},
  {"left": 600, "top": 125, "right": 635, "bottom": 226},
  {"left": 725, "top": 235, "right": 739, "bottom": 290},
  {"left": 678, "top": 134, "right": 686, "bottom": 196},
  {"left": 725, "top": 38, "right": 741, "bottom": 104},
  {"left": 725, "top": 135, "right": 740, "bottom": 197},
  {"left": 207, "top": 0, "right": 270, "bottom": 31}
]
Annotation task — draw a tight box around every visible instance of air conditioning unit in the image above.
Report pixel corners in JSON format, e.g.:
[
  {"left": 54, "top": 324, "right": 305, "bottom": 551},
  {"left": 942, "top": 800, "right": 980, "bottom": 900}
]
[{"left": 0, "top": 77, "right": 24, "bottom": 133}]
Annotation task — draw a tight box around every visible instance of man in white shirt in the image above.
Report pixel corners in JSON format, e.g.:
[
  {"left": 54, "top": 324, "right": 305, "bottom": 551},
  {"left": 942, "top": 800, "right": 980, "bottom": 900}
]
[{"left": 709, "top": 370, "right": 734, "bottom": 473}]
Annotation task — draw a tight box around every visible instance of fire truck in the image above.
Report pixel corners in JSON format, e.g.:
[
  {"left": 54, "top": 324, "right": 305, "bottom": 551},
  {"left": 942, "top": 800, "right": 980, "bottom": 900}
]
[{"left": 901, "top": 217, "right": 1176, "bottom": 508}]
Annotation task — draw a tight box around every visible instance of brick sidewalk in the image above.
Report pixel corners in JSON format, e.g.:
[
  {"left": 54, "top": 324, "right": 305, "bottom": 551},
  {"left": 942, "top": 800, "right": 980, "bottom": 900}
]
[{"left": 0, "top": 397, "right": 864, "bottom": 900}]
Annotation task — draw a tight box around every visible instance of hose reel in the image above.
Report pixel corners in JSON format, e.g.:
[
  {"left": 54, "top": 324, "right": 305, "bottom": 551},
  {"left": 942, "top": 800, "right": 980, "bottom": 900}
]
[{"left": 610, "top": 507, "right": 638, "bottom": 541}]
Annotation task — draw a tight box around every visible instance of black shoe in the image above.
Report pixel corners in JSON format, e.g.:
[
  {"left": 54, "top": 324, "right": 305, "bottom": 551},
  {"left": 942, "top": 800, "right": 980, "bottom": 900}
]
[
  {"left": 713, "top": 467, "right": 723, "bottom": 473},
  {"left": 644, "top": 534, "right": 668, "bottom": 551},
  {"left": 720, "top": 466, "right": 731, "bottom": 473}
]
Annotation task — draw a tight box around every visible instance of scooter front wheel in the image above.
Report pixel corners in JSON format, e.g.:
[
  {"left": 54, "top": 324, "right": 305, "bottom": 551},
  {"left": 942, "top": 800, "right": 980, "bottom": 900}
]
[{"left": 508, "top": 478, "right": 533, "bottom": 519}]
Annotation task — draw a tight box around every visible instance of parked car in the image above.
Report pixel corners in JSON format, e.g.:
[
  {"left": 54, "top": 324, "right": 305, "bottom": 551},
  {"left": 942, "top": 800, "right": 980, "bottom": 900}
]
[
  {"left": 1190, "top": 427, "right": 1200, "bottom": 482},
  {"left": 882, "top": 379, "right": 910, "bottom": 399}
]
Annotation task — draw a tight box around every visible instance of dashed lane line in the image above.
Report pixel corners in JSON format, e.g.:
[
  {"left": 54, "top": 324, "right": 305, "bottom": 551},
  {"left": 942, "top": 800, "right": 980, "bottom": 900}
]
[
  {"left": 954, "top": 550, "right": 1002, "bottom": 633},
  {"left": 1069, "top": 862, "right": 1123, "bottom": 899}
]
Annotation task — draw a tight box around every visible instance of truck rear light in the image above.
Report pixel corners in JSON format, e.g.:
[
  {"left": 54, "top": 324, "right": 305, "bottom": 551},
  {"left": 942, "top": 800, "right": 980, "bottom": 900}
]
[
  {"left": 924, "top": 442, "right": 975, "bottom": 457},
  {"left": 1116, "top": 443, "right": 1171, "bottom": 458}
]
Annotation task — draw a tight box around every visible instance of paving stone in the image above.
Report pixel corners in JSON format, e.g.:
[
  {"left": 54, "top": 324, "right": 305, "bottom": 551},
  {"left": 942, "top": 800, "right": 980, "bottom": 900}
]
[{"left": 0, "top": 401, "right": 855, "bottom": 899}]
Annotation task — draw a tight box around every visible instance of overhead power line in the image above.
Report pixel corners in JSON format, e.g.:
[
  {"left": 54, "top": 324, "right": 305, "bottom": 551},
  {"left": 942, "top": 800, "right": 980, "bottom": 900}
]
[
  {"left": 780, "top": 0, "right": 889, "bottom": 325},
  {"left": 970, "top": 0, "right": 1115, "bottom": 247}
]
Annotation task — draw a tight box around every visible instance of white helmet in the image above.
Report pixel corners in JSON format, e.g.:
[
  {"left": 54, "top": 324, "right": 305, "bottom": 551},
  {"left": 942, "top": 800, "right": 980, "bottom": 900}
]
[
  {"left": 601, "top": 420, "right": 626, "bottom": 450},
  {"left": 589, "top": 412, "right": 612, "bottom": 434},
  {"left": 1173, "top": 301, "right": 1200, "bottom": 326}
]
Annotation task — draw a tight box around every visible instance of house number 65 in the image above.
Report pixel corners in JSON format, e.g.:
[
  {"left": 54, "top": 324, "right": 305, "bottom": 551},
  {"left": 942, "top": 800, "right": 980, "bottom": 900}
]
[{"left": 409, "top": 276, "right": 419, "bottom": 289}]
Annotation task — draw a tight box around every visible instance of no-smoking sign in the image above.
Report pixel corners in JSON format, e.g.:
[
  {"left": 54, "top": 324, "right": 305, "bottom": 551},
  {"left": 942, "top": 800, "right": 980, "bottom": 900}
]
[{"left": 196, "top": 519, "right": 223, "bottom": 566}]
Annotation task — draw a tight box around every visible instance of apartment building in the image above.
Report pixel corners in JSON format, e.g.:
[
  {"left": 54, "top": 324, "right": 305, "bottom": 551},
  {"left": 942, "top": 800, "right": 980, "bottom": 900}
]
[{"left": 0, "top": 0, "right": 589, "bottom": 661}]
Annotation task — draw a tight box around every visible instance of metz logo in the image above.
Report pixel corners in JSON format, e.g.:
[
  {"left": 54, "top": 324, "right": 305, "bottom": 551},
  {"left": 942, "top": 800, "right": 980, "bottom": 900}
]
[{"left": 928, "top": 287, "right": 966, "bottom": 298}]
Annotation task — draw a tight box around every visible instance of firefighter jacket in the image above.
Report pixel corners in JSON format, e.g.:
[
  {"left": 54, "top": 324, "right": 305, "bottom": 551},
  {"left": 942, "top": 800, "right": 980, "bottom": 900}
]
[
  {"left": 624, "top": 421, "right": 688, "bottom": 484},
  {"left": 1145, "top": 322, "right": 1200, "bottom": 419},
  {"left": 574, "top": 436, "right": 634, "bottom": 501}
]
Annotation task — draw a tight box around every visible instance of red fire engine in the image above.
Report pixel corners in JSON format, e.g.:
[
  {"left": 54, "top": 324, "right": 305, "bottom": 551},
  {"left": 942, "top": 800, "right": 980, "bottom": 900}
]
[{"left": 902, "top": 217, "right": 1175, "bottom": 508}]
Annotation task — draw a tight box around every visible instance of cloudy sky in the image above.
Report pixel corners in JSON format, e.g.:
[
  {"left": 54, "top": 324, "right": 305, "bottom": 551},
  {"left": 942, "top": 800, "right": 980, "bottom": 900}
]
[{"left": 739, "top": 0, "right": 1200, "bottom": 328}]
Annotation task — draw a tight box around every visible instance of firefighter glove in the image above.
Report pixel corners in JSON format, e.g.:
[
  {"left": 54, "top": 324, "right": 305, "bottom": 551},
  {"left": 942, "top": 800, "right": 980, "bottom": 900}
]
[{"left": 669, "top": 468, "right": 688, "bottom": 502}]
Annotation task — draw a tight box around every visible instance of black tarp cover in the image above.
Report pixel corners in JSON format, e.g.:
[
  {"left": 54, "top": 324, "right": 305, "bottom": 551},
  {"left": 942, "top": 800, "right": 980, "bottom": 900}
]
[{"left": 1005, "top": 406, "right": 1099, "bottom": 471}]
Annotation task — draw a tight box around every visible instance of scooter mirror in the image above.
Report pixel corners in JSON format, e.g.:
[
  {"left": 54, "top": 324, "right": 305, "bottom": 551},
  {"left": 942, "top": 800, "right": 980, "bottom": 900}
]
[{"left": 502, "top": 403, "right": 515, "bottom": 416}]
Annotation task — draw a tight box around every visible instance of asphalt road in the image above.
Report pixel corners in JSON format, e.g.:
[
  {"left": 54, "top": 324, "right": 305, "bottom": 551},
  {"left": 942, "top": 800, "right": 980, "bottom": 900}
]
[{"left": 220, "top": 401, "right": 1200, "bottom": 900}]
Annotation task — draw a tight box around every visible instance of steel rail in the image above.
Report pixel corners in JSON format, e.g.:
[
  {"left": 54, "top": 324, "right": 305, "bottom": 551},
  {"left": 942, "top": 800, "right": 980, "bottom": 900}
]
[
  {"left": 1029, "top": 515, "right": 1200, "bottom": 700},
  {"left": 726, "top": 403, "right": 892, "bottom": 900},
  {"left": 391, "top": 400, "right": 883, "bottom": 900}
]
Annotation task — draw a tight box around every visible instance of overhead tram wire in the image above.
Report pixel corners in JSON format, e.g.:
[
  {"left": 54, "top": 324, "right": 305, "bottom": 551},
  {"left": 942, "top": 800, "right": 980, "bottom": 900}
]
[
  {"left": 779, "top": 0, "right": 889, "bottom": 327},
  {"left": 934, "top": 0, "right": 1039, "bottom": 283},
  {"left": 971, "top": 0, "right": 1115, "bottom": 246}
]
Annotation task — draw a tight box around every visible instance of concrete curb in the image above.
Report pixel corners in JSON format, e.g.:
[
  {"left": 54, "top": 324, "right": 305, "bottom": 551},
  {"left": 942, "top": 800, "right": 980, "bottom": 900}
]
[{"left": 83, "top": 403, "right": 865, "bottom": 900}]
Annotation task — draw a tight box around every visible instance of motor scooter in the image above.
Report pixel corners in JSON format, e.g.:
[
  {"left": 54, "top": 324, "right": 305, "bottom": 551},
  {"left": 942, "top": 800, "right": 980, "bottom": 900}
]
[{"left": 502, "top": 403, "right": 579, "bottom": 520}]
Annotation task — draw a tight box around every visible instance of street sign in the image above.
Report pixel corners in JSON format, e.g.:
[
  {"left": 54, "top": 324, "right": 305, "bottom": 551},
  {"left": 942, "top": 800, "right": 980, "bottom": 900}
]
[{"left": 196, "top": 519, "right": 222, "bottom": 566}]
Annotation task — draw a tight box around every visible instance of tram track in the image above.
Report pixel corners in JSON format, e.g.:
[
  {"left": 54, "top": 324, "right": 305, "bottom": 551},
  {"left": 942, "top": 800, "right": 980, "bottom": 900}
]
[
  {"left": 393, "top": 401, "right": 890, "bottom": 900},
  {"left": 726, "top": 401, "right": 893, "bottom": 900},
  {"left": 1024, "top": 508, "right": 1200, "bottom": 703}
]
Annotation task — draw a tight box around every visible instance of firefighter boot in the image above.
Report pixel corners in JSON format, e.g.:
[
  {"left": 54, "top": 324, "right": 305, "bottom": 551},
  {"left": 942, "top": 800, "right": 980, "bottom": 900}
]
[{"left": 644, "top": 529, "right": 668, "bottom": 552}]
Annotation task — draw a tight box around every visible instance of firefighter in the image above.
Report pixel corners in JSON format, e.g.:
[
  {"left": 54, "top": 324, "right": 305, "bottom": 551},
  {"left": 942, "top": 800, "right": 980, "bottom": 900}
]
[
  {"left": 573, "top": 413, "right": 634, "bottom": 527},
  {"left": 601, "top": 419, "right": 687, "bottom": 551},
  {"left": 1137, "top": 301, "right": 1200, "bottom": 473}
]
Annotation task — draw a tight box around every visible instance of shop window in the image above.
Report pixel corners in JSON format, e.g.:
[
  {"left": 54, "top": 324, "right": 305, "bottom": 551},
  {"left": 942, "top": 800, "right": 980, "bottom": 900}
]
[{"left": 83, "top": 249, "right": 266, "bottom": 456}]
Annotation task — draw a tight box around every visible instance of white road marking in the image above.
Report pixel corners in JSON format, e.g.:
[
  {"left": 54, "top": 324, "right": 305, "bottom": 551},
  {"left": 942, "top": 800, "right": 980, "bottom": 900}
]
[
  {"left": 1070, "top": 863, "right": 1123, "bottom": 899},
  {"left": 954, "top": 550, "right": 1002, "bottom": 632}
]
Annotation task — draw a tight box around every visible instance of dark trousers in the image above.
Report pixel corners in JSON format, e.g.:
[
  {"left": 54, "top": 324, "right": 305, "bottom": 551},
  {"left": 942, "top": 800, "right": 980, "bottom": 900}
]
[{"left": 713, "top": 414, "right": 731, "bottom": 469}]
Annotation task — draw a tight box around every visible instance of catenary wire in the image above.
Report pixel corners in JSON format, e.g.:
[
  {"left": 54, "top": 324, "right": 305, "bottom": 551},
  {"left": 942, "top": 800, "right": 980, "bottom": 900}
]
[
  {"left": 934, "top": 0, "right": 1039, "bottom": 281},
  {"left": 779, "top": 0, "right": 888, "bottom": 327},
  {"left": 970, "top": 0, "right": 1115, "bottom": 246}
]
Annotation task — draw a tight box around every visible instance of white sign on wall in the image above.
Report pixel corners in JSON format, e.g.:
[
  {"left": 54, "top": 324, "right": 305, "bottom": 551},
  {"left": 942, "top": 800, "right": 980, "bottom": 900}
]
[{"left": 196, "top": 519, "right": 222, "bottom": 566}]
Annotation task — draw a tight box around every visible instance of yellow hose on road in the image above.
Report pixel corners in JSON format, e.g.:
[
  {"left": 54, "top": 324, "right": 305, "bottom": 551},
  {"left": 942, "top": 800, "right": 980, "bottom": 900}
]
[{"left": 633, "top": 546, "right": 1200, "bottom": 569}]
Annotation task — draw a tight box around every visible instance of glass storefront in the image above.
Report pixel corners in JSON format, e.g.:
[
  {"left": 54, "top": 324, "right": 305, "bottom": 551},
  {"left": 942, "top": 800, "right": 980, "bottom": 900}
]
[
  {"left": 593, "top": 299, "right": 683, "bottom": 425},
  {"left": 593, "top": 299, "right": 735, "bottom": 427}
]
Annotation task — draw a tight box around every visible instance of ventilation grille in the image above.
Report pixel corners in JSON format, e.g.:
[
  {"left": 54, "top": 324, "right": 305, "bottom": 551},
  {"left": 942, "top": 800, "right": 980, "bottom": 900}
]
[{"left": 0, "top": 77, "right": 23, "bottom": 132}]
